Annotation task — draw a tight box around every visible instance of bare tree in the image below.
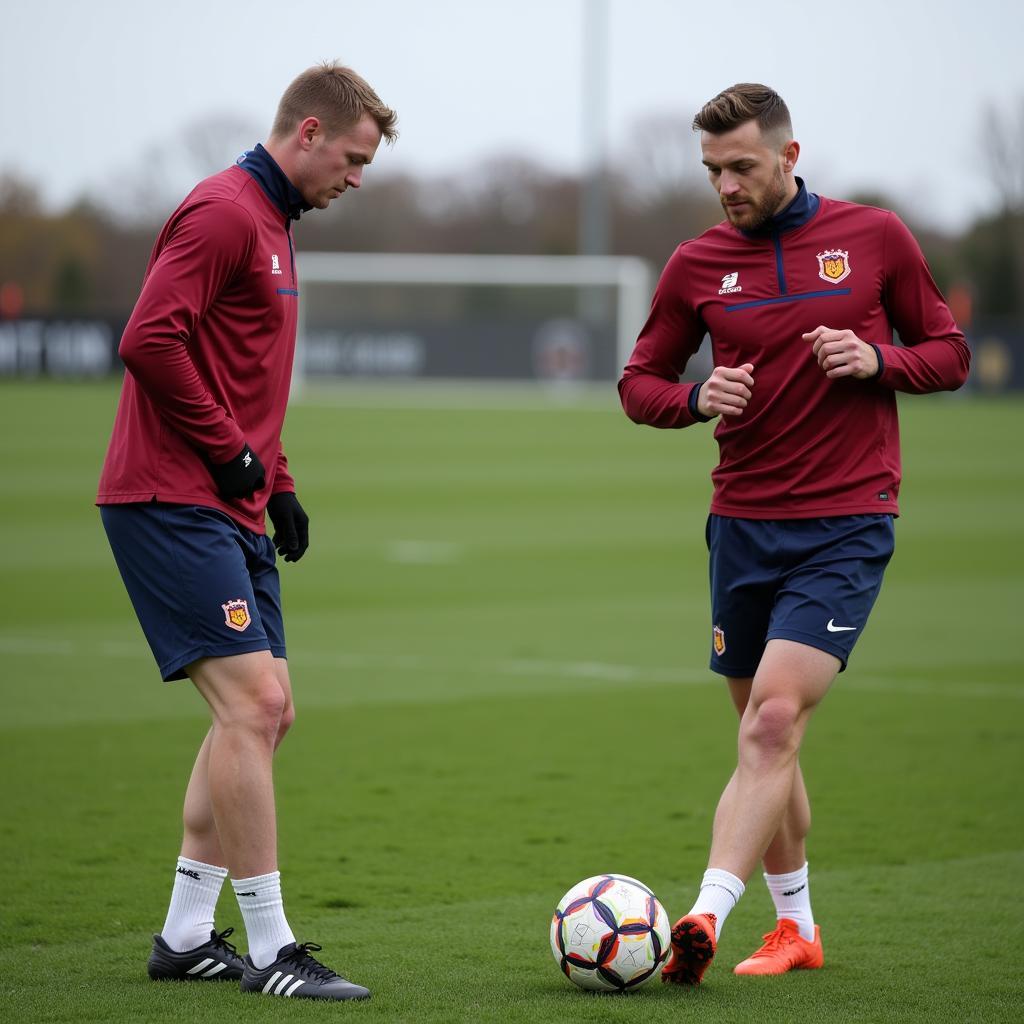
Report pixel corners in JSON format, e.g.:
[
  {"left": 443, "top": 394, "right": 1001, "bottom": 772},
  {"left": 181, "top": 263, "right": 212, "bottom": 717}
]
[
  {"left": 623, "top": 111, "right": 706, "bottom": 208},
  {"left": 0, "top": 171, "right": 44, "bottom": 215},
  {"left": 93, "top": 113, "right": 263, "bottom": 226},
  {"left": 181, "top": 113, "right": 264, "bottom": 178},
  {"left": 982, "top": 97, "right": 1024, "bottom": 212},
  {"left": 970, "top": 97, "right": 1024, "bottom": 317}
]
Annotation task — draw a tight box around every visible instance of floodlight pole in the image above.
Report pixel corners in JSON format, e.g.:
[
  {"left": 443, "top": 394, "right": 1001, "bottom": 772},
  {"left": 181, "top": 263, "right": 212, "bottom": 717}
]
[
  {"left": 579, "top": 0, "right": 610, "bottom": 259},
  {"left": 578, "top": 0, "right": 612, "bottom": 333}
]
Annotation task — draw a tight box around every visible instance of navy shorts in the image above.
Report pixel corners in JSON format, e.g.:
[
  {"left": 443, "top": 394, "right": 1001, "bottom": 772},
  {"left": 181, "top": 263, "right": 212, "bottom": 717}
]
[
  {"left": 707, "top": 514, "right": 894, "bottom": 677},
  {"left": 100, "top": 503, "right": 286, "bottom": 681}
]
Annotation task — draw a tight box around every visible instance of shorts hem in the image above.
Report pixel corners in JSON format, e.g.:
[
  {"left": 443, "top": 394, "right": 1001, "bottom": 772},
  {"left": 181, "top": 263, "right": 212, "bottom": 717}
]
[
  {"left": 709, "top": 660, "right": 759, "bottom": 679},
  {"left": 765, "top": 628, "right": 850, "bottom": 671},
  {"left": 160, "top": 640, "right": 274, "bottom": 682}
]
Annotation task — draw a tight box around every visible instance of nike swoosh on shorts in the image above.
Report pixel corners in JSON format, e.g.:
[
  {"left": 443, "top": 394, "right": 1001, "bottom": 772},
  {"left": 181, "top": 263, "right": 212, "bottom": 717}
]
[{"left": 826, "top": 619, "right": 857, "bottom": 632}]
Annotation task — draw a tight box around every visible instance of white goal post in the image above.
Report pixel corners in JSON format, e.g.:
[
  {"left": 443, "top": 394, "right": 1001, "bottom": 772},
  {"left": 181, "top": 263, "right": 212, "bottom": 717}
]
[{"left": 294, "top": 252, "right": 654, "bottom": 389}]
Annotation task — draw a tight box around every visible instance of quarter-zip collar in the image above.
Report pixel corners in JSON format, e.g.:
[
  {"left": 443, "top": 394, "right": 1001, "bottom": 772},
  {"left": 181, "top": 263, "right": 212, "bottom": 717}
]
[
  {"left": 739, "top": 176, "right": 819, "bottom": 239},
  {"left": 236, "top": 144, "right": 312, "bottom": 222}
]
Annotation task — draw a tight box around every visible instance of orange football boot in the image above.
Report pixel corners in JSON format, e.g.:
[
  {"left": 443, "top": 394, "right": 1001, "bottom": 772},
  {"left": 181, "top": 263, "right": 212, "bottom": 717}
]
[
  {"left": 661, "top": 913, "right": 717, "bottom": 986},
  {"left": 733, "top": 918, "right": 824, "bottom": 975}
]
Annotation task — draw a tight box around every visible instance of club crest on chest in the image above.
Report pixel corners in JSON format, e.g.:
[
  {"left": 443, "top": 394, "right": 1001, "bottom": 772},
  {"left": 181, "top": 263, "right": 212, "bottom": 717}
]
[{"left": 816, "top": 249, "right": 851, "bottom": 284}]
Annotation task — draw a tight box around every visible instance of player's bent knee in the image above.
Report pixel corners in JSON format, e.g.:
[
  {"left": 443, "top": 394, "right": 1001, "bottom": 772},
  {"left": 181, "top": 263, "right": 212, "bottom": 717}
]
[
  {"left": 250, "top": 680, "right": 288, "bottom": 732},
  {"left": 218, "top": 674, "right": 288, "bottom": 741},
  {"left": 742, "top": 696, "right": 803, "bottom": 758}
]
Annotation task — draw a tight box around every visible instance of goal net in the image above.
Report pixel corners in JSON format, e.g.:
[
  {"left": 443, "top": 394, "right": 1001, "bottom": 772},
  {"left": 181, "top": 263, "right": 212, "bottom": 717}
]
[{"left": 294, "top": 253, "right": 654, "bottom": 391}]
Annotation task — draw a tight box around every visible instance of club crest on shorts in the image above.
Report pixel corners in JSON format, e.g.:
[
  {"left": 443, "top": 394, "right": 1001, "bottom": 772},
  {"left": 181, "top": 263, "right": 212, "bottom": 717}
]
[
  {"left": 713, "top": 624, "right": 726, "bottom": 656},
  {"left": 816, "top": 249, "right": 851, "bottom": 284},
  {"left": 221, "top": 598, "right": 251, "bottom": 632}
]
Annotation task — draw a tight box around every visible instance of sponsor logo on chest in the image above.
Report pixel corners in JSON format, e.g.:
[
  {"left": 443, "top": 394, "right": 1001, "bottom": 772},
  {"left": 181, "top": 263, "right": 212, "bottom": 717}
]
[
  {"left": 719, "top": 272, "right": 742, "bottom": 295},
  {"left": 271, "top": 254, "right": 283, "bottom": 276}
]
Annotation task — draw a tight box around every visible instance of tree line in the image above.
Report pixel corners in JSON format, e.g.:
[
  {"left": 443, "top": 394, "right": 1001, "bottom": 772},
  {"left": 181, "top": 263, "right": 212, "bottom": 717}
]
[{"left": 1, "top": 108, "right": 1022, "bottom": 328}]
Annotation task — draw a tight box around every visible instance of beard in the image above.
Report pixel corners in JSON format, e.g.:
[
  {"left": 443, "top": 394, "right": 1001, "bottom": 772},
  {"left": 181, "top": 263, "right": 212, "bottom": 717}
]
[{"left": 722, "top": 167, "right": 790, "bottom": 231}]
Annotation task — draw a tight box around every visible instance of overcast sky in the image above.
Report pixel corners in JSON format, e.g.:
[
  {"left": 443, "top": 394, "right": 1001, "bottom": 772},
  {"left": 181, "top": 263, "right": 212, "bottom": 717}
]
[{"left": 2, "top": 0, "right": 1022, "bottom": 232}]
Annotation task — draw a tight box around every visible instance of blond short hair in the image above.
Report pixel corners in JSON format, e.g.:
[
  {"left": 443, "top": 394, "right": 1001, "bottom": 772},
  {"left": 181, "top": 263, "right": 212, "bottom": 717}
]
[{"left": 271, "top": 61, "right": 398, "bottom": 143}]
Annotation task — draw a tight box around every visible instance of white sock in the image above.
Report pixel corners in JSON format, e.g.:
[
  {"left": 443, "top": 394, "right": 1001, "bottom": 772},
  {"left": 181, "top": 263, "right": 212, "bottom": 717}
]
[
  {"left": 688, "top": 867, "right": 745, "bottom": 940},
  {"left": 764, "top": 862, "right": 815, "bottom": 941},
  {"left": 160, "top": 856, "right": 228, "bottom": 952},
  {"left": 232, "top": 870, "right": 296, "bottom": 969}
]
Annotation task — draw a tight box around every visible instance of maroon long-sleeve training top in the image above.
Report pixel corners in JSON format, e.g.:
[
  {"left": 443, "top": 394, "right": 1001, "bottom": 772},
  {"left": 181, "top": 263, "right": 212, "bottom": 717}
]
[
  {"left": 619, "top": 183, "right": 971, "bottom": 518},
  {"left": 98, "top": 151, "right": 302, "bottom": 533}
]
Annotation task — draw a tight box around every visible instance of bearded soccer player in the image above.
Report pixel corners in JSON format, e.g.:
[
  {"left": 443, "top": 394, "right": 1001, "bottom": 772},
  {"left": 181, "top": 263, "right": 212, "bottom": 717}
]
[
  {"left": 97, "top": 63, "right": 396, "bottom": 1001},
  {"left": 619, "top": 83, "right": 970, "bottom": 984}
]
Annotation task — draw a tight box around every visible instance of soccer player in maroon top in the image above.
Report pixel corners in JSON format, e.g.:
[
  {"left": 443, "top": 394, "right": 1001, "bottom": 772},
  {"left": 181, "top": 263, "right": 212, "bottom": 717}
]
[
  {"left": 98, "top": 64, "right": 396, "bottom": 1001},
  {"left": 619, "top": 84, "right": 969, "bottom": 984}
]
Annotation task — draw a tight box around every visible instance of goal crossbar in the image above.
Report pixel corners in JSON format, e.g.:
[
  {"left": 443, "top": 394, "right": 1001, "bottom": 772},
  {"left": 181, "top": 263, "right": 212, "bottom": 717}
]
[{"left": 297, "top": 252, "right": 653, "bottom": 374}]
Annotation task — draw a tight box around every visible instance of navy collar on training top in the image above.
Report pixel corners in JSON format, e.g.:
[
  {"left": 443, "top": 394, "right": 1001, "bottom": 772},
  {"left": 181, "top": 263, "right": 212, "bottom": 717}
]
[
  {"left": 739, "top": 176, "right": 819, "bottom": 239},
  {"left": 236, "top": 144, "right": 312, "bottom": 222}
]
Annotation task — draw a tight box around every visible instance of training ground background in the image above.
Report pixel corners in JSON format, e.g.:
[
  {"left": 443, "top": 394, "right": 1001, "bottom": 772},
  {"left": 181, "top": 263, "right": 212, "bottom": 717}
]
[{"left": 1, "top": 381, "right": 1021, "bottom": 1023}]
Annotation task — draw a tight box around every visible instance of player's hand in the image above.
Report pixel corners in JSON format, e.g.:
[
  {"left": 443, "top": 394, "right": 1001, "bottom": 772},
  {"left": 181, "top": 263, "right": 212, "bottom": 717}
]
[
  {"left": 805, "top": 326, "right": 879, "bottom": 380},
  {"left": 696, "top": 363, "right": 755, "bottom": 418},
  {"left": 209, "top": 443, "right": 266, "bottom": 500},
  {"left": 267, "top": 492, "right": 309, "bottom": 562}
]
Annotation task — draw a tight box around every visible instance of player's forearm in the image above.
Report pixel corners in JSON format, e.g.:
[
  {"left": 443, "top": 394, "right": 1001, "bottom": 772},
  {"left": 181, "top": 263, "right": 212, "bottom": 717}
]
[
  {"left": 119, "top": 328, "right": 245, "bottom": 460},
  {"left": 618, "top": 372, "right": 706, "bottom": 428},
  {"left": 875, "top": 336, "right": 971, "bottom": 394}
]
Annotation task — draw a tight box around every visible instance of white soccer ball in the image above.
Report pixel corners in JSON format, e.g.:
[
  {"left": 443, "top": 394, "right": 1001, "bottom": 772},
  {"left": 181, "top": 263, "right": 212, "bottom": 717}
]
[{"left": 549, "top": 873, "right": 671, "bottom": 992}]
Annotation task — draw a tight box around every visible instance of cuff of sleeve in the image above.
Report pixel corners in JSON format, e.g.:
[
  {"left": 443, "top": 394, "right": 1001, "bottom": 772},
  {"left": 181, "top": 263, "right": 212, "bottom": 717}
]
[
  {"left": 688, "top": 382, "right": 713, "bottom": 422},
  {"left": 870, "top": 344, "right": 885, "bottom": 380},
  {"left": 208, "top": 429, "right": 247, "bottom": 463}
]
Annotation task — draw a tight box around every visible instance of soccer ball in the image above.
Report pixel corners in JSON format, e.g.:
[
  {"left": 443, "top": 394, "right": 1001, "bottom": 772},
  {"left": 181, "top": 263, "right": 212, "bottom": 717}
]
[{"left": 549, "top": 874, "right": 670, "bottom": 992}]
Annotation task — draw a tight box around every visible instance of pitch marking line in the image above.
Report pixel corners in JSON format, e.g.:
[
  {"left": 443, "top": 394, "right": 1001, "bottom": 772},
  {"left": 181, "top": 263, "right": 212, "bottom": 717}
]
[
  {"left": 387, "top": 540, "right": 462, "bottom": 564},
  {"left": 1, "top": 635, "right": 1021, "bottom": 701}
]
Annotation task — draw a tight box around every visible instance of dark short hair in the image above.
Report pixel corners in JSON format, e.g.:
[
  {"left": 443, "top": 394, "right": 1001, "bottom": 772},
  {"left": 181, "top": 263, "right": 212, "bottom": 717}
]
[
  {"left": 693, "top": 83, "right": 792, "bottom": 138},
  {"left": 271, "top": 61, "right": 398, "bottom": 143}
]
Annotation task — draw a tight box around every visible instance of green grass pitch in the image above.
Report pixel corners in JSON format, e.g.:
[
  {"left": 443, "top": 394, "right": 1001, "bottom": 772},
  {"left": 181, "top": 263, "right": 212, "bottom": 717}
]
[{"left": 1, "top": 380, "right": 1022, "bottom": 1023}]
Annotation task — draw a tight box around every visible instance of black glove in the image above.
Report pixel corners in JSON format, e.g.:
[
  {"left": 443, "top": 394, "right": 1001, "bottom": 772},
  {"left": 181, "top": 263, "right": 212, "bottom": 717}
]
[
  {"left": 266, "top": 492, "right": 309, "bottom": 562},
  {"left": 209, "top": 443, "right": 266, "bottom": 500}
]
